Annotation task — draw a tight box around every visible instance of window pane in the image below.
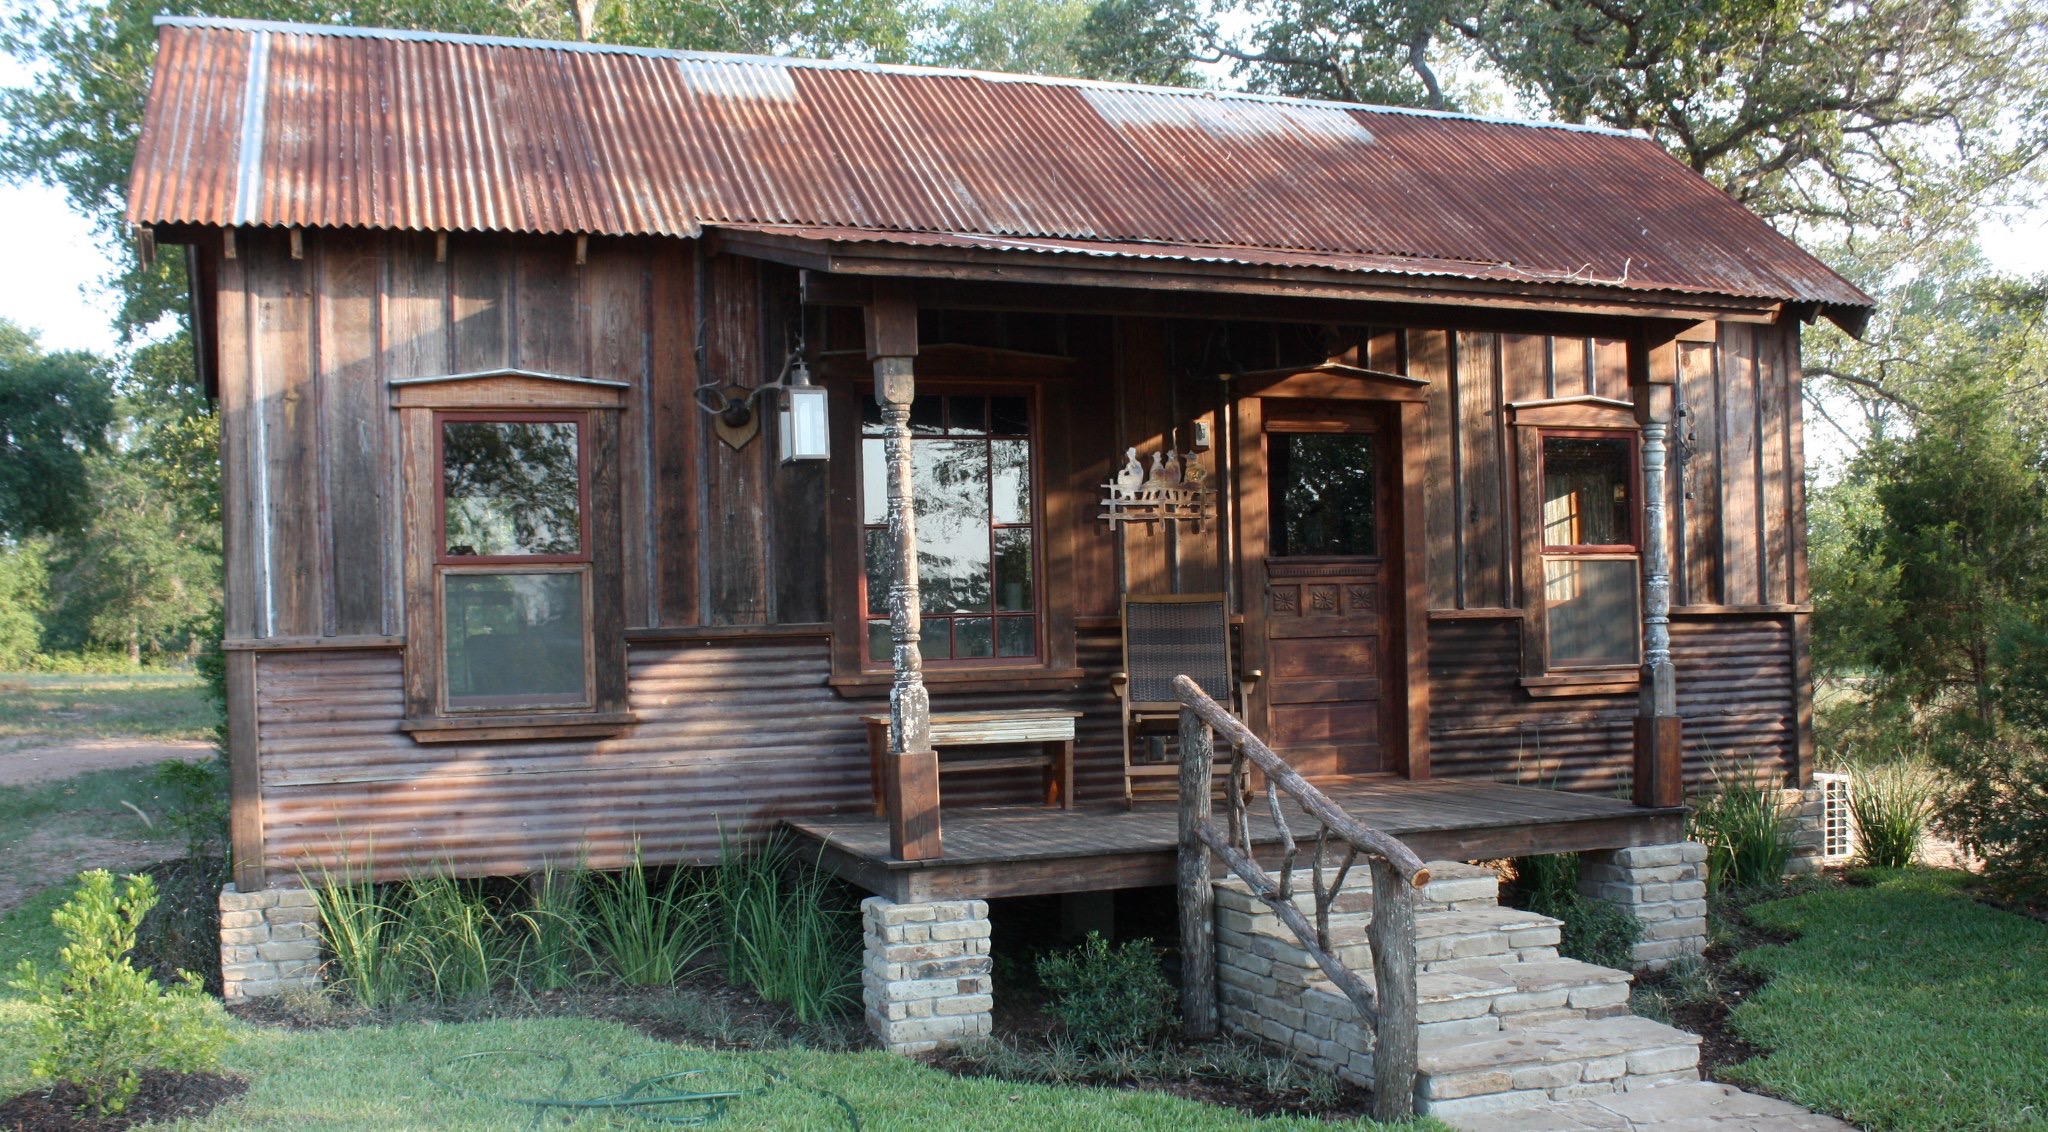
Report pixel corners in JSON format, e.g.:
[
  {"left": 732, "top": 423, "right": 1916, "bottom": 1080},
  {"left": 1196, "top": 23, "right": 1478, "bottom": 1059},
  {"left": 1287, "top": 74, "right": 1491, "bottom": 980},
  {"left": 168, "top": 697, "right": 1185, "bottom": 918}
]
[
  {"left": 948, "top": 395, "right": 987, "bottom": 435},
  {"left": 444, "top": 572, "right": 586, "bottom": 706},
  {"left": 992, "top": 440, "right": 1031, "bottom": 524},
  {"left": 914, "top": 439, "right": 992, "bottom": 613},
  {"left": 1545, "top": 557, "right": 1640, "bottom": 668},
  {"left": 867, "top": 620, "right": 890, "bottom": 663},
  {"left": 921, "top": 617, "right": 952, "bottom": 660},
  {"left": 955, "top": 617, "right": 994, "bottom": 658},
  {"left": 995, "top": 528, "right": 1033, "bottom": 612},
  {"left": 991, "top": 396, "right": 1029, "bottom": 436},
  {"left": 997, "top": 616, "right": 1034, "bottom": 657},
  {"left": 861, "top": 396, "right": 884, "bottom": 436},
  {"left": 864, "top": 528, "right": 891, "bottom": 616},
  {"left": 1543, "top": 436, "right": 1632, "bottom": 547},
  {"left": 861, "top": 438, "right": 887, "bottom": 525},
  {"left": 1271, "top": 433, "right": 1376, "bottom": 556},
  {"left": 909, "top": 396, "right": 945, "bottom": 435},
  {"left": 443, "top": 421, "right": 581, "bottom": 557}
]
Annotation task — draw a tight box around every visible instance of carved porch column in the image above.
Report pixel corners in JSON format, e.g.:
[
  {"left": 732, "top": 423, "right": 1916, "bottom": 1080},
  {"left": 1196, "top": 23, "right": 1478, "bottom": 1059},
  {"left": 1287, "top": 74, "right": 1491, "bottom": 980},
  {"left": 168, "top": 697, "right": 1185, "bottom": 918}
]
[
  {"left": 1632, "top": 334, "right": 1684, "bottom": 808},
  {"left": 868, "top": 283, "right": 941, "bottom": 859}
]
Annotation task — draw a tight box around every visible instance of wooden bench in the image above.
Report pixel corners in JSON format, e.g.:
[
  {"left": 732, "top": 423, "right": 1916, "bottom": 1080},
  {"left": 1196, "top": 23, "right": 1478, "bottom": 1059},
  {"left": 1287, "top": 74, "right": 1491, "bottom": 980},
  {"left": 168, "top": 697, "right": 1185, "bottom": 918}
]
[{"left": 864, "top": 709, "right": 1082, "bottom": 815}]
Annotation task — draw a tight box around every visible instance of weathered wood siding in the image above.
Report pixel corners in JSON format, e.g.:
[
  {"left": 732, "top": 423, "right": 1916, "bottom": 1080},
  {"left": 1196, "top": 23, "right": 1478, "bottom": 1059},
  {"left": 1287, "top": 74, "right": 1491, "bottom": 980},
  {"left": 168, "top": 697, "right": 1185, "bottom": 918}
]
[
  {"left": 1429, "top": 614, "right": 1797, "bottom": 792},
  {"left": 216, "top": 228, "right": 837, "bottom": 642},
  {"left": 254, "top": 634, "right": 1135, "bottom": 878}
]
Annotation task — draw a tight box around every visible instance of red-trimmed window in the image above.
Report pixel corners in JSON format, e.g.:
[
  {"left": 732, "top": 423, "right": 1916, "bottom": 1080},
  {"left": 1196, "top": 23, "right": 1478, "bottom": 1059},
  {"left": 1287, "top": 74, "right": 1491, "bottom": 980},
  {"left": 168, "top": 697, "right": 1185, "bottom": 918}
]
[
  {"left": 436, "top": 412, "right": 593, "bottom": 710},
  {"left": 858, "top": 391, "right": 1039, "bottom": 666},
  {"left": 1538, "top": 431, "right": 1641, "bottom": 670}
]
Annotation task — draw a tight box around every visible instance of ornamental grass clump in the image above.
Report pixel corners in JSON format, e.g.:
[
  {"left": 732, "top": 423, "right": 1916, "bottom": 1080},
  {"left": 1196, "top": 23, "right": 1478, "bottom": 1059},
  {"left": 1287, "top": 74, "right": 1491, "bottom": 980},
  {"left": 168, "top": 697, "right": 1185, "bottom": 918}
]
[
  {"left": 715, "top": 831, "right": 862, "bottom": 1023},
  {"left": 8, "top": 870, "right": 231, "bottom": 1116},
  {"left": 1849, "top": 760, "right": 1937, "bottom": 868},
  {"left": 1688, "top": 762, "right": 1795, "bottom": 892},
  {"left": 1035, "top": 932, "right": 1177, "bottom": 1052}
]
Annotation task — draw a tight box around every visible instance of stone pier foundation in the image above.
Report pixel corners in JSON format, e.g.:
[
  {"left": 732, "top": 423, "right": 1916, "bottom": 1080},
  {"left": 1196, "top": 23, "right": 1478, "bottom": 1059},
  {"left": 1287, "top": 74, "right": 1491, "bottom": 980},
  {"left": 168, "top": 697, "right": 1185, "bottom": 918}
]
[
  {"left": 860, "top": 896, "right": 993, "bottom": 1054},
  {"left": 1576, "top": 843, "right": 1709, "bottom": 970},
  {"left": 218, "top": 883, "right": 323, "bottom": 1000}
]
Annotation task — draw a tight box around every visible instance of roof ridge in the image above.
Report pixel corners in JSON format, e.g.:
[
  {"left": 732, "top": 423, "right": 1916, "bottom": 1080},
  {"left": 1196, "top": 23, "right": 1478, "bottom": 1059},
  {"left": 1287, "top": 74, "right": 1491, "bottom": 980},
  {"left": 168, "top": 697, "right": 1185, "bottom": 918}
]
[{"left": 151, "top": 14, "right": 1643, "bottom": 139}]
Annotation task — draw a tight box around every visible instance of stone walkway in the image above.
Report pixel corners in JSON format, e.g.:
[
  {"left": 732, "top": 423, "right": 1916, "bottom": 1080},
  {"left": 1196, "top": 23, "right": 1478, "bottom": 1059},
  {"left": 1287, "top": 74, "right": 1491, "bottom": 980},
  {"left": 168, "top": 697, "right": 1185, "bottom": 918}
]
[{"left": 1455, "top": 1081, "right": 1858, "bottom": 1130}]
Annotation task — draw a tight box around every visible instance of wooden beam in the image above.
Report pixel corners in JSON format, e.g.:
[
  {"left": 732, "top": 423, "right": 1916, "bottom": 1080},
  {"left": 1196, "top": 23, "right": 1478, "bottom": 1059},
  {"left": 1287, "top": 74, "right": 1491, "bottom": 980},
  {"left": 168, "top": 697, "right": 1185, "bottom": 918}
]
[{"left": 226, "top": 649, "right": 265, "bottom": 890}]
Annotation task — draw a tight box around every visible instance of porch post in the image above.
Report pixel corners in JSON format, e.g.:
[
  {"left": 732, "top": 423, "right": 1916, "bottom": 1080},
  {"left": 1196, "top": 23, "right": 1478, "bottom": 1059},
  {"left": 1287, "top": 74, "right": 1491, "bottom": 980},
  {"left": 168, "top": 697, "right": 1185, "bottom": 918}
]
[
  {"left": 1632, "top": 334, "right": 1684, "bottom": 808},
  {"left": 869, "top": 283, "right": 942, "bottom": 860}
]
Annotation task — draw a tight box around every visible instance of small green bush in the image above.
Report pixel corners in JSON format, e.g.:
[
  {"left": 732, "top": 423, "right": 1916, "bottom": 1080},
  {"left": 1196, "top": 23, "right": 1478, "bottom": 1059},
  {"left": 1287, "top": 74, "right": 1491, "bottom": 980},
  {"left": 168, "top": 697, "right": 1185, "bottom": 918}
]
[
  {"left": 1035, "top": 932, "right": 1177, "bottom": 1052},
  {"left": 8, "top": 870, "right": 231, "bottom": 1116},
  {"left": 1508, "top": 854, "right": 1643, "bottom": 970},
  {"left": 1849, "top": 760, "right": 1937, "bottom": 868},
  {"left": 1688, "top": 764, "right": 1795, "bottom": 892},
  {"left": 1931, "top": 729, "right": 2048, "bottom": 898}
]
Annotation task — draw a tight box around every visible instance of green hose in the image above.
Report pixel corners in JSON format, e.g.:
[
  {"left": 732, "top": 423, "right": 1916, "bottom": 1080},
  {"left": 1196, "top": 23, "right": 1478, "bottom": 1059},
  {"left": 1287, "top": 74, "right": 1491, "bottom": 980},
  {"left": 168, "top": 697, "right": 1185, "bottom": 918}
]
[{"left": 426, "top": 1049, "right": 860, "bottom": 1130}]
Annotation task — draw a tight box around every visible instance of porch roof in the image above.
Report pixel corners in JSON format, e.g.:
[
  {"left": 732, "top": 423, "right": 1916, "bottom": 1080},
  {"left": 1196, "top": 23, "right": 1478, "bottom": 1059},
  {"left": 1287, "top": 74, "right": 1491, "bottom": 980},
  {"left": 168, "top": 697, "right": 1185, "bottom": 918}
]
[{"left": 130, "top": 17, "right": 1871, "bottom": 330}]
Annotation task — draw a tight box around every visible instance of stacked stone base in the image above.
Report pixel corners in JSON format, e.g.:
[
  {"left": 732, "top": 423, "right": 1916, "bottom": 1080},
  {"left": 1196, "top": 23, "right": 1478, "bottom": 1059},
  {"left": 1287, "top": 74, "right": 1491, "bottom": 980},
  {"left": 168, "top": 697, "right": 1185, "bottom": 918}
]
[
  {"left": 1577, "top": 844, "right": 1709, "bottom": 970},
  {"left": 1778, "top": 785, "right": 1831, "bottom": 874},
  {"left": 218, "top": 883, "right": 323, "bottom": 1001},
  {"left": 860, "top": 896, "right": 994, "bottom": 1055}
]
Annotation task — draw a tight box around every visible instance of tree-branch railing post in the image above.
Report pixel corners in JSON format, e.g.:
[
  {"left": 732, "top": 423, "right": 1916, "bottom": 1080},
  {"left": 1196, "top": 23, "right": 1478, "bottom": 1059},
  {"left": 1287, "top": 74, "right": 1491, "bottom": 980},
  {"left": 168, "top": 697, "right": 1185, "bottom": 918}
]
[{"left": 1172, "top": 674, "right": 1428, "bottom": 1122}]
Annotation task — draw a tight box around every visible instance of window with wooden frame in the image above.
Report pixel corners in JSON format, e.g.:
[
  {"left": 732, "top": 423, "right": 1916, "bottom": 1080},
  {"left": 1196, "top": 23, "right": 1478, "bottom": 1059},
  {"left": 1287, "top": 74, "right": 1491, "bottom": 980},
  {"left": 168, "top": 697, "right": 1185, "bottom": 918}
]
[
  {"left": 1511, "top": 399, "right": 1642, "bottom": 694},
  {"left": 857, "top": 390, "right": 1041, "bottom": 667},
  {"left": 396, "top": 372, "right": 630, "bottom": 741}
]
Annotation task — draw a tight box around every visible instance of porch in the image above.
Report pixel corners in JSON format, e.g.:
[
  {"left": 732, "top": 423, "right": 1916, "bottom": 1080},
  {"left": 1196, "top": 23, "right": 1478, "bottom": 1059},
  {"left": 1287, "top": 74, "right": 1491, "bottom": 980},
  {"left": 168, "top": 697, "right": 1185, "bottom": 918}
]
[{"left": 786, "top": 776, "right": 1686, "bottom": 904}]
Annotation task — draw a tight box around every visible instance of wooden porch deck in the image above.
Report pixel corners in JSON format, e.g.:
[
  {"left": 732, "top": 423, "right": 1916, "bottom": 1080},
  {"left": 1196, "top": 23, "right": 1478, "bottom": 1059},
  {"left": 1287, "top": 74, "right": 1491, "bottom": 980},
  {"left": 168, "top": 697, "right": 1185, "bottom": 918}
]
[{"left": 786, "top": 776, "right": 1686, "bottom": 903}]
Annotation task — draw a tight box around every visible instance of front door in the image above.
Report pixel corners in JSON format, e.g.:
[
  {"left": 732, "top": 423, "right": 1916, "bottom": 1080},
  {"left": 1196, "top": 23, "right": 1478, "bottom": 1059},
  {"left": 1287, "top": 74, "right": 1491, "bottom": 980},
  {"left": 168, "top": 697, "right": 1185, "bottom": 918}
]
[{"left": 1251, "top": 403, "right": 1393, "bottom": 776}]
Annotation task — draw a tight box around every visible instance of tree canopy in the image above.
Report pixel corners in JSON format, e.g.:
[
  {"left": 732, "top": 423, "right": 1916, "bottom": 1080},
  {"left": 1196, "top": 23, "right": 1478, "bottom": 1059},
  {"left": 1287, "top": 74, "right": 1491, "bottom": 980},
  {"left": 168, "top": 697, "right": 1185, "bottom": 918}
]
[{"left": 0, "top": 319, "right": 111, "bottom": 539}]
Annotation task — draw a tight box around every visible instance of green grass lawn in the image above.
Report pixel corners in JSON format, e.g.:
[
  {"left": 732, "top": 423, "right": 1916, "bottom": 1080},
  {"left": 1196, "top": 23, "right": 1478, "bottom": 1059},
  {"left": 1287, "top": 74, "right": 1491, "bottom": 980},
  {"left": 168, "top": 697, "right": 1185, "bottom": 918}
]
[
  {"left": 0, "top": 671, "right": 215, "bottom": 744},
  {"left": 1723, "top": 868, "right": 2048, "bottom": 1131}
]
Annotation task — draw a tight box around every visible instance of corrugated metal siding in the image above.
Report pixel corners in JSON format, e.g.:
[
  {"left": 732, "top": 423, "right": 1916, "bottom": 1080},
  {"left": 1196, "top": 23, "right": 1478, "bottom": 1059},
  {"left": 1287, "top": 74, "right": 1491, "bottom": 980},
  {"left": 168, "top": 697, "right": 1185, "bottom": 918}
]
[
  {"left": 1429, "top": 615, "right": 1795, "bottom": 794},
  {"left": 255, "top": 634, "right": 1130, "bottom": 880},
  {"left": 130, "top": 17, "right": 1870, "bottom": 310}
]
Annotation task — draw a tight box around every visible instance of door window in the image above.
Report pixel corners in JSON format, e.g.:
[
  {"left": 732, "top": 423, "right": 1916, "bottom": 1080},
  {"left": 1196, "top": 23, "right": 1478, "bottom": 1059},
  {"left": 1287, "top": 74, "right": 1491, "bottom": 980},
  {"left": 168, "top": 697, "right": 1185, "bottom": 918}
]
[{"left": 1270, "top": 432, "right": 1377, "bottom": 557}]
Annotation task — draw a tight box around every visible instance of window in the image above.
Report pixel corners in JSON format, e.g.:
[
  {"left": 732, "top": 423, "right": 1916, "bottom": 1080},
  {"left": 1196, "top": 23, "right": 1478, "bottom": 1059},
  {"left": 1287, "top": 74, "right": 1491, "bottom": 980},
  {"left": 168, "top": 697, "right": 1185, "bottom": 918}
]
[
  {"left": 437, "top": 415, "right": 592, "bottom": 709},
  {"left": 1270, "top": 432, "right": 1377, "bottom": 557},
  {"left": 858, "top": 392, "right": 1037, "bottom": 665},
  {"left": 1539, "top": 432, "right": 1640, "bottom": 670}
]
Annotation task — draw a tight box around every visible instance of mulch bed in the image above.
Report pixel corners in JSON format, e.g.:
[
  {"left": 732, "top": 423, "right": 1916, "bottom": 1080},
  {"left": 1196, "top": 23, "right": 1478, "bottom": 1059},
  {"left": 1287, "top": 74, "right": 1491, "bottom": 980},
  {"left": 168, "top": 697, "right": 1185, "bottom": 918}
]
[
  {"left": 1632, "top": 945, "right": 1769, "bottom": 1075},
  {"left": 0, "top": 1071, "right": 246, "bottom": 1132},
  {"left": 935, "top": 986, "right": 1380, "bottom": 1123}
]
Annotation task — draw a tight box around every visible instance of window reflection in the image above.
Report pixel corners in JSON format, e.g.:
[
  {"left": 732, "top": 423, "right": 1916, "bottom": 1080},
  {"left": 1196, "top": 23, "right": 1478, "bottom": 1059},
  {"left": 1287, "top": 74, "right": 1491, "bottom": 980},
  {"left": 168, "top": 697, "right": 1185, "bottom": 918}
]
[
  {"left": 1271, "top": 433, "right": 1377, "bottom": 557},
  {"left": 861, "top": 393, "right": 1038, "bottom": 663},
  {"left": 442, "top": 421, "right": 581, "bottom": 557},
  {"left": 1542, "top": 436, "right": 1632, "bottom": 548}
]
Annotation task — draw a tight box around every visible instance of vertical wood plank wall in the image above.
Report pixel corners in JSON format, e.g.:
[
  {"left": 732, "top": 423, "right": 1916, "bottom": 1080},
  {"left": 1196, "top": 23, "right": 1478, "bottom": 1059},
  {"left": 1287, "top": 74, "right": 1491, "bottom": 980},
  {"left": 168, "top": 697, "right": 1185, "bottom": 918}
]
[{"left": 216, "top": 227, "right": 1813, "bottom": 880}]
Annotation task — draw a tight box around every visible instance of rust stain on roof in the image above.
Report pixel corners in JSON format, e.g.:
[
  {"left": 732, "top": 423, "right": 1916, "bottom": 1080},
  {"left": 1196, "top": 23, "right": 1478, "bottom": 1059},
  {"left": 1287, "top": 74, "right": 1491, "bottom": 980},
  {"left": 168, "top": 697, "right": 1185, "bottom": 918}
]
[{"left": 128, "top": 17, "right": 1871, "bottom": 314}]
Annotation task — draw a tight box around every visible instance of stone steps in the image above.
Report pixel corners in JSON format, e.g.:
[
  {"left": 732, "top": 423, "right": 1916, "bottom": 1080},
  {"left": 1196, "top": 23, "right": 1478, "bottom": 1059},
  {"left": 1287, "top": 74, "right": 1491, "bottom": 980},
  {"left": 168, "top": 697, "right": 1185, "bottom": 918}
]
[
  {"left": 1416, "top": 1015, "right": 1703, "bottom": 1122},
  {"left": 1213, "top": 856, "right": 1719, "bottom": 1123}
]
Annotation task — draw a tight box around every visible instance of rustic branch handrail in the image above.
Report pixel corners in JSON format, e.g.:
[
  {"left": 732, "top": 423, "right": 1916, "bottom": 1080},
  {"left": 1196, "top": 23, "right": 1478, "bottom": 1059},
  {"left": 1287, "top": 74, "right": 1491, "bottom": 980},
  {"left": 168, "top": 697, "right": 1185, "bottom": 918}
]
[
  {"left": 1172, "top": 675, "right": 1432, "bottom": 888},
  {"left": 1171, "top": 672, "right": 1423, "bottom": 1122}
]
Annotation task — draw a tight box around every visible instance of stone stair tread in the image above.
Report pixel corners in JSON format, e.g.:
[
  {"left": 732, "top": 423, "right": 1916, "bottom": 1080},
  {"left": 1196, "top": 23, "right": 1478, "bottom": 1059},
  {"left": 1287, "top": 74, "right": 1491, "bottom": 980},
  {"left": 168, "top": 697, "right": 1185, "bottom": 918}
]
[
  {"left": 1415, "top": 906, "right": 1562, "bottom": 938},
  {"left": 1435, "top": 957, "right": 1634, "bottom": 994},
  {"left": 1451, "top": 1080, "right": 1858, "bottom": 1131},
  {"left": 1420, "top": 1015, "right": 1700, "bottom": 1074}
]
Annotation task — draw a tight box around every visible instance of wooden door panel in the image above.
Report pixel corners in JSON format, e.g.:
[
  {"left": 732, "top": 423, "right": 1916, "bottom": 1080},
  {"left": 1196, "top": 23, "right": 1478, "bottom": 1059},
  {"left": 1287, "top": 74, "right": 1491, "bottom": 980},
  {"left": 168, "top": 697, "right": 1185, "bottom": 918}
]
[
  {"left": 1269, "top": 633, "right": 1381, "bottom": 674},
  {"left": 1268, "top": 676, "right": 1382, "bottom": 705},
  {"left": 1271, "top": 701, "right": 1381, "bottom": 744}
]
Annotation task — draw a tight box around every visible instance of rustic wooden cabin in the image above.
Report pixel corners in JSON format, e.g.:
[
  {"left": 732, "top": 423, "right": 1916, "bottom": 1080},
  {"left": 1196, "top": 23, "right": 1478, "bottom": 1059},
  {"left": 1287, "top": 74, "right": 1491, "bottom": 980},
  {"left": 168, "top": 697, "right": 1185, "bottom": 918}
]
[{"left": 129, "top": 16, "right": 1871, "bottom": 1101}]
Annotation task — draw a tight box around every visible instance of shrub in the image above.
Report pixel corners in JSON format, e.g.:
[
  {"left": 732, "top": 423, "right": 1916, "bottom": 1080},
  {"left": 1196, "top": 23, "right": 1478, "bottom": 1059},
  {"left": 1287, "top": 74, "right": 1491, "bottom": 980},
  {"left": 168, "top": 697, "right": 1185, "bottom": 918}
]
[
  {"left": 1507, "top": 855, "right": 1643, "bottom": 970},
  {"left": 1849, "top": 760, "right": 1937, "bottom": 868},
  {"left": 400, "top": 872, "right": 510, "bottom": 1002},
  {"left": 510, "top": 861, "right": 593, "bottom": 991},
  {"left": 714, "top": 833, "right": 861, "bottom": 1023},
  {"left": 1931, "top": 729, "right": 2048, "bottom": 898},
  {"left": 8, "top": 870, "right": 231, "bottom": 1116},
  {"left": 1035, "top": 932, "right": 1177, "bottom": 1052},
  {"left": 1688, "top": 764, "right": 1794, "bottom": 892}
]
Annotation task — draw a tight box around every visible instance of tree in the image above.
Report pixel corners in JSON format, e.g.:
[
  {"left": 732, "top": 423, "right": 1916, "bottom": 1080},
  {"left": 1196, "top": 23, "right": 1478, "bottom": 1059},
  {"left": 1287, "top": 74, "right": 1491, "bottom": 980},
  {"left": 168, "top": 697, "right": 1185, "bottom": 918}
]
[
  {"left": 1194, "top": 0, "right": 2047, "bottom": 242},
  {"left": 40, "top": 452, "right": 221, "bottom": 663},
  {"left": 0, "top": 539, "right": 49, "bottom": 667},
  {"left": 919, "top": 0, "right": 1093, "bottom": 76},
  {"left": 0, "top": 320, "right": 112, "bottom": 539}
]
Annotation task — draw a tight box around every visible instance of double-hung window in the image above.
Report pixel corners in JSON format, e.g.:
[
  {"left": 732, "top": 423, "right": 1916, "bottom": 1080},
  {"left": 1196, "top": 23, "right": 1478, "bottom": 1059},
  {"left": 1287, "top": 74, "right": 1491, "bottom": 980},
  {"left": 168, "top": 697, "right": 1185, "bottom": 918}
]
[
  {"left": 858, "top": 391, "right": 1039, "bottom": 666},
  {"left": 1538, "top": 432, "right": 1641, "bottom": 671},
  {"left": 437, "top": 413, "right": 592, "bottom": 710}
]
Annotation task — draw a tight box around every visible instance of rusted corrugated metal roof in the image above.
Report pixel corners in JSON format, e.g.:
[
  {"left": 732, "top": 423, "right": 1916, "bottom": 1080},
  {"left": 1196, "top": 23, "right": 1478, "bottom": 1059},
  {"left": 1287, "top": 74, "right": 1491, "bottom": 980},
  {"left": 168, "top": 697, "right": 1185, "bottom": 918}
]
[{"left": 128, "top": 17, "right": 1872, "bottom": 315}]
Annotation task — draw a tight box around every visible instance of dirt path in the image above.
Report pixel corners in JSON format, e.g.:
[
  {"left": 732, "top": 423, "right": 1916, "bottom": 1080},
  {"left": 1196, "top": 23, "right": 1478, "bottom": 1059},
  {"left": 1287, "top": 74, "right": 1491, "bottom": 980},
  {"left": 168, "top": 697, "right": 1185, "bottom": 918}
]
[{"left": 0, "top": 737, "right": 212, "bottom": 787}]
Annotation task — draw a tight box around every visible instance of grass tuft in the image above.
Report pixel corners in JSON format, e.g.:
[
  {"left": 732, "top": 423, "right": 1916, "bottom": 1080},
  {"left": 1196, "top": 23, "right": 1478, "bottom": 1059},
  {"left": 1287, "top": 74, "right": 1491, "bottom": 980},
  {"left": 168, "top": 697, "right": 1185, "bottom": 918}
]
[{"left": 1848, "top": 761, "right": 1937, "bottom": 868}]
